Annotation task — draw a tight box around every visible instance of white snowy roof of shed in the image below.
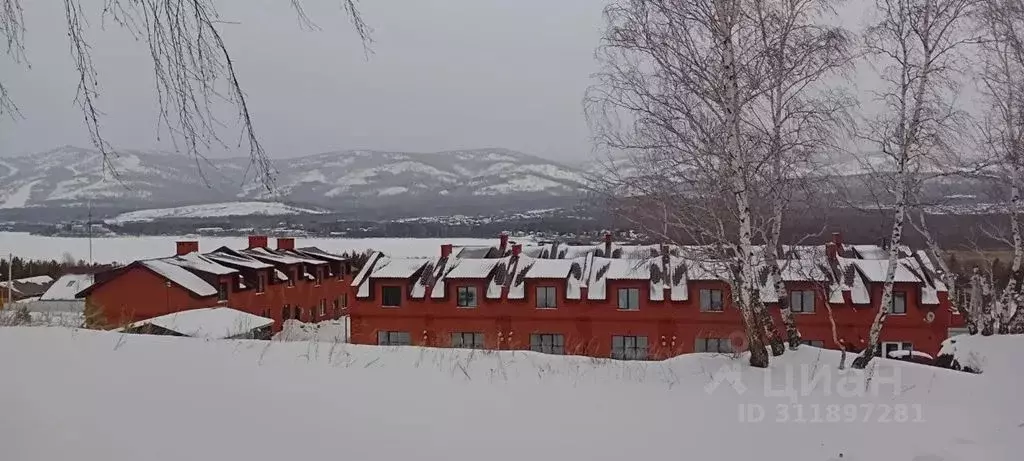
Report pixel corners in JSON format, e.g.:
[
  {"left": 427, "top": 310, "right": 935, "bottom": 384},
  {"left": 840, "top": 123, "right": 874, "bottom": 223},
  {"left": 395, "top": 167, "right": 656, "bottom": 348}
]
[
  {"left": 124, "top": 307, "right": 273, "bottom": 339},
  {"left": 40, "top": 274, "right": 95, "bottom": 301},
  {"left": 140, "top": 260, "right": 217, "bottom": 297}
]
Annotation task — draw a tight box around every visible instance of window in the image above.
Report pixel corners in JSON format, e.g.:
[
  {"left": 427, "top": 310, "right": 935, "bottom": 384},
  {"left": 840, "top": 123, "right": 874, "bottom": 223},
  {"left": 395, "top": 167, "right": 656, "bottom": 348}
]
[
  {"left": 611, "top": 335, "right": 648, "bottom": 360},
  {"left": 801, "top": 340, "right": 825, "bottom": 348},
  {"left": 699, "top": 289, "right": 724, "bottom": 312},
  {"left": 217, "top": 282, "right": 229, "bottom": 301},
  {"left": 536, "top": 286, "right": 557, "bottom": 308},
  {"left": 382, "top": 286, "right": 402, "bottom": 307},
  {"left": 457, "top": 286, "right": 478, "bottom": 308},
  {"left": 790, "top": 290, "right": 815, "bottom": 313},
  {"left": 881, "top": 341, "right": 913, "bottom": 358},
  {"left": 319, "top": 299, "right": 327, "bottom": 317},
  {"left": 530, "top": 333, "right": 565, "bottom": 355},
  {"left": 378, "top": 331, "right": 412, "bottom": 346},
  {"left": 617, "top": 288, "right": 640, "bottom": 311},
  {"left": 891, "top": 292, "right": 907, "bottom": 314},
  {"left": 256, "top": 274, "right": 266, "bottom": 294},
  {"left": 294, "top": 307, "right": 302, "bottom": 320},
  {"left": 288, "top": 268, "right": 296, "bottom": 287},
  {"left": 315, "top": 268, "right": 323, "bottom": 286},
  {"left": 332, "top": 298, "right": 340, "bottom": 316},
  {"left": 338, "top": 263, "right": 345, "bottom": 280},
  {"left": 340, "top": 293, "right": 348, "bottom": 308},
  {"left": 451, "top": 332, "right": 485, "bottom": 349},
  {"left": 282, "top": 304, "right": 291, "bottom": 320},
  {"left": 695, "top": 338, "right": 733, "bottom": 353}
]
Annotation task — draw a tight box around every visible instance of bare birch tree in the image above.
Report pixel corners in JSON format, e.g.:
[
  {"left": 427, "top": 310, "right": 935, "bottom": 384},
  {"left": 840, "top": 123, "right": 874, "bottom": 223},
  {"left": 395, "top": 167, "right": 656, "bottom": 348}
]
[
  {"left": 0, "top": 0, "right": 370, "bottom": 190},
  {"left": 851, "top": 0, "right": 975, "bottom": 369},
  {"left": 747, "top": 0, "right": 853, "bottom": 349}
]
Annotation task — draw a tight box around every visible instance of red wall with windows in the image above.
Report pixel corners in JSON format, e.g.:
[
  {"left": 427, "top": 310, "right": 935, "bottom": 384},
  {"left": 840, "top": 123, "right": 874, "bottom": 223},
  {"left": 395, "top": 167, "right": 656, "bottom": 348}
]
[
  {"left": 350, "top": 274, "right": 954, "bottom": 358},
  {"left": 86, "top": 255, "right": 352, "bottom": 332}
]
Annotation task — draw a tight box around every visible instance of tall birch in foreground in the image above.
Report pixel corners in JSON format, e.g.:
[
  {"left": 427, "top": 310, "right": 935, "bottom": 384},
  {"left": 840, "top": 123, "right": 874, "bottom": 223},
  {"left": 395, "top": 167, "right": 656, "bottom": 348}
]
[
  {"left": 748, "top": 0, "right": 853, "bottom": 349},
  {"left": 851, "top": 0, "right": 974, "bottom": 369}
]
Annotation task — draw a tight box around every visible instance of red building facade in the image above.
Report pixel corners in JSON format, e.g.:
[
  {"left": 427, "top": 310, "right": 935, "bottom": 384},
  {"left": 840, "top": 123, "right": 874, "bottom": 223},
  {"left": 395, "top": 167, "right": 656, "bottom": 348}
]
[
  {"left": 80, "top": 236, "right": 351, "bottom": 331},
  {"left": 349, "top": 233, "right": 960, "bottom": 358}
]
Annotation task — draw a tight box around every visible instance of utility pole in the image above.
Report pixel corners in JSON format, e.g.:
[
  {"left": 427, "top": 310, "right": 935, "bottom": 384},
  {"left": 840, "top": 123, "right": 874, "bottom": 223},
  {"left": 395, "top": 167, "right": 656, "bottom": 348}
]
[{"left": 6, "top": 252, "right": 12, "bottom": 309}]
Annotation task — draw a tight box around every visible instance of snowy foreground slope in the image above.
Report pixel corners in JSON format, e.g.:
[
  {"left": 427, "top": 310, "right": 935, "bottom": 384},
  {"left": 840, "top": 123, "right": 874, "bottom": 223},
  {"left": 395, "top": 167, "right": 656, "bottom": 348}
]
[{"left": 0, "top": 328, "right": 1018, "bottom": 461}]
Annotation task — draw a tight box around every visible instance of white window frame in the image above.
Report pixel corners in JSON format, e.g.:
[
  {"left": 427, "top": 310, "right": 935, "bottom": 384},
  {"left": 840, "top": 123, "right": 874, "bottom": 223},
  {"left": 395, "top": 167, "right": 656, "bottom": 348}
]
[
  {"left": 617, "top": 288, "right": 640, "bottom": 311},
  {"left": 536, "top": 286, "right": 557, "bottom": 309},
  {"left": 530, "top": 333, "right": 565, "bottom": 354},
  {"left": 451, "top": 332, "right": 485, "bottom": 349},
  {"left": 790, "top": 290, "right": 815, "bottom": 313},
  {"left": 378, "top": 331, "right": 411, "bottom": 346},
  {"left": 695, "top": 337, "right": 732, "bottom": 353},
  {"left": 699, "top": 289, "right": 724, "bottom": 312},
  {"left": 457, "top": 286, "right": 478, "bottom": 308},
  {"left": 890, "top": 291, "right": 907, "bottom": 315},
  {"left": 880, "top": 341, "right": 913, "bottom": 358},
  {"left": 611, "top": 335, "right": 648, "bottom": 360}
]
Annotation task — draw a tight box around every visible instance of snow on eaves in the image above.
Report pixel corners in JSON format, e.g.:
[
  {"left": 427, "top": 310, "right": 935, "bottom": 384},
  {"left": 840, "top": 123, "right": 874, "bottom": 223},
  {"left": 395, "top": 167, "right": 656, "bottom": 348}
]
[
  {"left": 369, "top": 257, "right": 431, "bottom": 279},
  {"left": 852, "top": 259, "right": 922, "bottom": 283},
  {"left": 140, "top": 260, "right": 218, "bottom": 297}
]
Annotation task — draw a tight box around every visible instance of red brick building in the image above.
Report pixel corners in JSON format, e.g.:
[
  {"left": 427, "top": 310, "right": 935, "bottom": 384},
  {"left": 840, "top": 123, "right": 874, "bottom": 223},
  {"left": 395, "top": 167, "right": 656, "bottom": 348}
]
[
  {"left": 79, "top": 236, "right": 351, "bottom": 331},
  {"left": 349, "top": 233, "right": 961, "bottom": 358}
]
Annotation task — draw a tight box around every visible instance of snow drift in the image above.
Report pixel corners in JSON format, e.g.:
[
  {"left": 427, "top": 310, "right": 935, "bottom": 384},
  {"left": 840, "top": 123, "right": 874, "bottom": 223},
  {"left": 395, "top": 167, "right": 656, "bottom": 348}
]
[{"left": 0, "top": 328, "right": 1017, "bottom": 461}]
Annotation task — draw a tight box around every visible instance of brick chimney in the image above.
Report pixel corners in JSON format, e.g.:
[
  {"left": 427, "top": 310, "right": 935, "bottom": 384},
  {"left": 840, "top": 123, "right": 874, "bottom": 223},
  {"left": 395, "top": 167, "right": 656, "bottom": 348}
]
[
  {"left": 277, "top": 237, "right": 295, "bottom": 251},
  {"left": 831, "top": 232, "right": 843, "bottom": 253},
  {"left": 248, "top": 235, "right": 268, "bottom": 249},
  {"left": 826, "top": 242, "right": 838, "bottom": 261},
  {"left": 176, "top": 241, "right": 199, "bottom": 256},
  {"left": 604, "top": 232, "right": 613, "bottom": 258},
  {"left": 499, "top": 232, "right": 509, "bottom": 253},
  {"left": 512, "top": 243, "right": 522, "bottom": 257},
  {"left": 441, "top": 244, "right": 453, "bottom": 258}
]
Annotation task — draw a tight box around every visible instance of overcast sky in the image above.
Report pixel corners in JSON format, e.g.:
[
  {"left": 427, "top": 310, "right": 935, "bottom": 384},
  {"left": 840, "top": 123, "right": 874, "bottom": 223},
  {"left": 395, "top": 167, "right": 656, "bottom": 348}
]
[{"left": 0, "top": 0, "right": 606, "bottom": 163}]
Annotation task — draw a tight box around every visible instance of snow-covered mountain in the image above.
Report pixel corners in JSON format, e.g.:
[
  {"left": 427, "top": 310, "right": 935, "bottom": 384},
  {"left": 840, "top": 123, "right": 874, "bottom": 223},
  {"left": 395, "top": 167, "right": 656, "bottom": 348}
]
[
  {"left": 0, "top": 146, "right": 588, "bottom": 212},
  {"left": 107, "top": 201, "right": 327, "bottom": 224}
]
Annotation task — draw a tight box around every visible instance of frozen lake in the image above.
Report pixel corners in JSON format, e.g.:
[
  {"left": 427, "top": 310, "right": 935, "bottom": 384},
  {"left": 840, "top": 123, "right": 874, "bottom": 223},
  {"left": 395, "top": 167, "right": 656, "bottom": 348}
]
[{"left": 0, "top": 232, "right": 507, "bottom": 263}]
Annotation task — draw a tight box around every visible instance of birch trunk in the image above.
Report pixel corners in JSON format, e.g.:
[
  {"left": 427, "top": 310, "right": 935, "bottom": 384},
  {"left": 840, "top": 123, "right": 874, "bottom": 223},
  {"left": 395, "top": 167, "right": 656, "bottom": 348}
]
[
  {"left": 1000, "top": 157, "right": 1023, "bottom": 332},
  {"left": 767, "top": 206, "right": 801, "bottom": 349},
  {"left": 715, "top": 0, "right": 768, "bottom": 368}
]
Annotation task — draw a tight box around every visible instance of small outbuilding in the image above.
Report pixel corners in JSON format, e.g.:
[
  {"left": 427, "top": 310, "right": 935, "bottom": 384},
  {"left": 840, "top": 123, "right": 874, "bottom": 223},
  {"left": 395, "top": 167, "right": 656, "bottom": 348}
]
[{"left": 121, "top": 307, "right": 274, "bottom": 340}]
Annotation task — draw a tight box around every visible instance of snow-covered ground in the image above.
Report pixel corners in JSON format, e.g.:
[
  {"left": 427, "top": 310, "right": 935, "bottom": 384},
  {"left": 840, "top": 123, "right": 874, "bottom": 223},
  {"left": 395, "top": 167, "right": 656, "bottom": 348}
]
[
  {"left": 0, "top": 327, "right": 1017, "bottom": 461},
  {"left": 0, "top": 232, "right": 504, "bottom": 263},
  {"left": 106, "top": 201, "right": 326, "bottom": 223},
  {"left": 273, "top": 318, "right": 349, "bottom": 342}
]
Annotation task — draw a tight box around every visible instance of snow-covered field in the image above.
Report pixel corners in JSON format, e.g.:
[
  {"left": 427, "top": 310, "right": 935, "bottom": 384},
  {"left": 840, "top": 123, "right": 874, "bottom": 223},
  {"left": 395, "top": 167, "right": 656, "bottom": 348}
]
[
  {"left": 0, "top": 232, "right": 503, "bottom": 263},
  {"left": 0, "top": 327, "right": 1017, "bottom": 461},
  {"left": 106, "top": 201, "right": 326, "bottom": 223}
]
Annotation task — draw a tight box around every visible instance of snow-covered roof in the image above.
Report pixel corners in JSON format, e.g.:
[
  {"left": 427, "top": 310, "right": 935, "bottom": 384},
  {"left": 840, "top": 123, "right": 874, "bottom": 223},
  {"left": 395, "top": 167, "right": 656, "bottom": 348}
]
[
  {"left": 0, "top": 275, "right": 54, "bottom": 297},
  {"left": 124, "top": 307, "right": 273, "bottom": 339},
  {"left": 205, "top": 251, "right": 273, "bottom": 269},
  {"left": 279, "top": 250, "right": 329, "bottom": 265},
  {"left": 444, "top": 259, "right": 502, "bottom": 279},
  {"left": 852, "top": 259, "right": 922, "bottom": 283},
  {"left": 296, "top": 247, "right": 347, "bottom": 262},
  {"left": 165, "top": 253, "right": 237, "bottom": 275},
  {"left": 522, "top": 258, "right": 574, "bottom": 279},
  {"left": 369, "top": 257, "right": 430, "bottom": 279},
  {"left": 11, "top": 275, "right": 54, "bottom": 285},
  {"left": 140, "top": 260, "right": 218, "bottom": 297},
  {"left": 836, "top": 258, "right": 871, "bottom": 305},
  {"left": 40, "top": 274, "right": 95, "bottom": 301},
  {"left": 241, "top": 247, "right": 307, "bottom": 265}
]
